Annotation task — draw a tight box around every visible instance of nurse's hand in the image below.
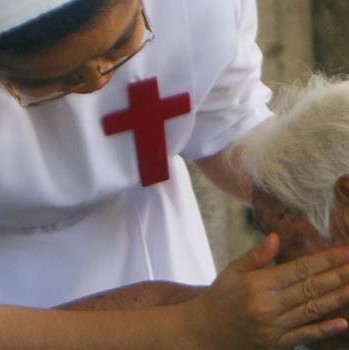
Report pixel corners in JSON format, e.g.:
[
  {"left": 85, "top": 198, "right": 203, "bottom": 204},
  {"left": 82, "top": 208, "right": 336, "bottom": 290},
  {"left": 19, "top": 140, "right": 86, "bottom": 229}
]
[{"left": 186, "top": 233, "right": 349, "bottom": 350}]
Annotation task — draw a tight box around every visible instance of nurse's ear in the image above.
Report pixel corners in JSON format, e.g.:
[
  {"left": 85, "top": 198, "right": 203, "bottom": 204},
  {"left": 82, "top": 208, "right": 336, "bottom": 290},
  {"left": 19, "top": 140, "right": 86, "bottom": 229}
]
[{"left": 332, "top": 175, "right": 349, "bottom": 243}]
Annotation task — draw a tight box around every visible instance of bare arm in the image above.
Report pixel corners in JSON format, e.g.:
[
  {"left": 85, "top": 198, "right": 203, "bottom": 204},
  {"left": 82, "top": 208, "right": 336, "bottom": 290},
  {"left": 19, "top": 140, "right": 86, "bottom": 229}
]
[
  {"left": 195, "top": 144, "right": 252, "bottom": 205},
  {"left": 1, "top": 238, "right": 349, "bottom": 349},
  {"left": 58, "top": 282, "right": 349, "bottom": 350},
  {"left": 57, "top": 281, "right": 206, "bottom": 311},
  {"left": 0, "top": 302, "right": 190, "bottom": 349},
  {"left": 0, "top": 282, "right": 205, "bottom": 349},
  {"left": 0, "top": 284, "right": 204, "bottom": 349},
  {"left": 195, "top": 118, "right": 278, "bottom": 205}
]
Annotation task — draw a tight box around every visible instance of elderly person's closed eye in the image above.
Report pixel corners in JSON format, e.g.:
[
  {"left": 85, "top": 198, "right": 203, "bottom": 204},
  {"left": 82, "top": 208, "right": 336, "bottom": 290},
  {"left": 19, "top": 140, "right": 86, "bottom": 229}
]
[{"left": 236, "top": 75, "right": 349, "bottom": 350}]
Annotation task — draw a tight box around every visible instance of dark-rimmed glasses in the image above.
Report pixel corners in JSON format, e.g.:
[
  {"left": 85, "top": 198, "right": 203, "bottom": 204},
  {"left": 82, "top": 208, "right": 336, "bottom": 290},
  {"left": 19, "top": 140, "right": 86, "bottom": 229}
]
[{"left": 5, "top": 5, "right": 154, "bottom": 108}]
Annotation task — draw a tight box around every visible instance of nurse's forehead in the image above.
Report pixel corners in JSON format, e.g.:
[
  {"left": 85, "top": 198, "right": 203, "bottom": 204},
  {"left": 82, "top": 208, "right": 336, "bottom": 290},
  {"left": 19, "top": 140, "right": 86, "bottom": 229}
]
[{"left": 0, "top": 0, "right": 137, "bottom": 79}]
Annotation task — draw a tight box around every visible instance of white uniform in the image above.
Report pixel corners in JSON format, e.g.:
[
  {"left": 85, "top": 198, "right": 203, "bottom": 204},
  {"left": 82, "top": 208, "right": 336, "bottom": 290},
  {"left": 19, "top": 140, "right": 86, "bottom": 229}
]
[{"left": 0, "top": 0, "right": 272, "bottom": 308}]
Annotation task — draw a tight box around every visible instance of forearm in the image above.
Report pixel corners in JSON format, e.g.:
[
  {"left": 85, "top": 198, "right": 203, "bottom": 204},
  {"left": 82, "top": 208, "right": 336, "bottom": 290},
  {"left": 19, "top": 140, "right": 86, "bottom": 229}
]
[
  {"left": 0, "top": 302, "right": 192, "bottom": 349},
  {"left": 195, "top": 118, "right": 277, "bottom": 206},
  {"left": 0, "top": 282, "right": 205, "bottom": 349},
  {"left": 195, "top": 144, "right": 253, "bottom": 205},
  {"left": 57, "top": 281, "right": 206, "bottom": 311}
]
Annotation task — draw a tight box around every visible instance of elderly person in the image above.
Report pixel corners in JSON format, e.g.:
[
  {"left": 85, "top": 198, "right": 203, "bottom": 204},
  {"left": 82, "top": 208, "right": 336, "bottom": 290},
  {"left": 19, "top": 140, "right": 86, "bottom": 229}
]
[
  {"left": 0, "top": 0, "right": 348, "bottom": 347},
  {"left": 241, "top": 75, "right": 349, "bottom": 349}
]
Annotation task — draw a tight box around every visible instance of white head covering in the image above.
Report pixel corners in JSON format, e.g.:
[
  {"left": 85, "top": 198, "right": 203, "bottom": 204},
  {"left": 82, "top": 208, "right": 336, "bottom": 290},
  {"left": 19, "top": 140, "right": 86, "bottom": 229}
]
[{"left": 0, "top": 0, "right": 76, "bottom": 35}]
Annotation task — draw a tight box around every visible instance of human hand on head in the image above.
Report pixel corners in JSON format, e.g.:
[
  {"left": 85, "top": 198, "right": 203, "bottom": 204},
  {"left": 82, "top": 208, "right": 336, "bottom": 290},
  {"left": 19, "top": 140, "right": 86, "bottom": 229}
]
[{"left": 184, "top": 233, "right": 349, "bottom": 350}]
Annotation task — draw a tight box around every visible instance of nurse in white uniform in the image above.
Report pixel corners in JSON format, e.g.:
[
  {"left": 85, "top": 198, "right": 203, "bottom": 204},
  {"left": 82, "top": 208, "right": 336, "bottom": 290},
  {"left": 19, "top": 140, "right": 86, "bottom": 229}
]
[{"left": 0, "top": 0, "right": 347, "bottom": 348}]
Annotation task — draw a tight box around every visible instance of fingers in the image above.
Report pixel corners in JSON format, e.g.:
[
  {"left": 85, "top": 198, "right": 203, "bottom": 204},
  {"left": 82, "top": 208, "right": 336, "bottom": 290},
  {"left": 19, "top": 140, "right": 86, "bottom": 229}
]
[
  {"left": 233, "top": 233, "right": 280, "bottom": 272},
  {"left": 269, "top": 246, "right": 349, "bottom": 289},
  {"left": 278, "top": 318, "right": 348, "bottom": 348},
  {"left": 279, "top": 263, "right": 349, "bottom": 309},
  {"left": 278, "top": 284, "right": 349, "bottom": 330}
]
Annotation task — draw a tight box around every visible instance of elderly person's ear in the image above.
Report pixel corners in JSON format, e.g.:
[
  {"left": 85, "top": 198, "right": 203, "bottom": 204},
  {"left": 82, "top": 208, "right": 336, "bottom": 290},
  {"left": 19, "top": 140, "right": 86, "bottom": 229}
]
[{"left": 335, "top": 175, "right": 349, "bottom": 206}]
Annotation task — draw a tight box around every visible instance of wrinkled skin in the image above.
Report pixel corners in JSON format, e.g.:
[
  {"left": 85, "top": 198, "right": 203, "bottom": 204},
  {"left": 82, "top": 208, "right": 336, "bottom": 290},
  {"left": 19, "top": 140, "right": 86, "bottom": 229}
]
[
  {"left": 56, "top": 282, "right": 206, "bottom": 312},
  {"left": 55, "top": 176, "right": 349, "bottom": 350},
  {"left": 252, "top": 190, "right": 331, "bottom": 263},
  {"left": 56, "top": 177, "right": 349, "bottom": 350},
  {"left": 252, "top": 175, "right": 349, "bottom": 349}
]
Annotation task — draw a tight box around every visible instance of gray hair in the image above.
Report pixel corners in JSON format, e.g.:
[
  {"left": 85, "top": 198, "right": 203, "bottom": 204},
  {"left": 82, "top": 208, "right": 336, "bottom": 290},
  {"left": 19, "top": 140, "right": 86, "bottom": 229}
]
[{"left": 240, "top": 75, "right": 349, "bottom": 240}]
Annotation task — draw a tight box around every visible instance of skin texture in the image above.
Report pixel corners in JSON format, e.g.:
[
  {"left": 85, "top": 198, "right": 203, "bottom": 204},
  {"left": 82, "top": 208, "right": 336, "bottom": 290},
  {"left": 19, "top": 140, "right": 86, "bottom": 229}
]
[
  {"left": 252, "top": 189, "right": 331, "bottom": 263},
  {"left": 56, "top": 282, "right": 206, "bottom": 311},
  {"left": 252, "top": 175, "right": 349, "bottom": 349},
  {"left": 0, "top": 1, "right": 349, "bottom": 348},
  {"left": 53, "top": 236, "right": 349, "bottom": 350}
]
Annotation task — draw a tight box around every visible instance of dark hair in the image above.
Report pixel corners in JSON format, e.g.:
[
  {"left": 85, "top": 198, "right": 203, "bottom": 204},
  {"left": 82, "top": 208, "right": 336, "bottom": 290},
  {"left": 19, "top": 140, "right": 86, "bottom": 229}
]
[{"left": 0, "top": 0, "right": 118, "bottom": 55}]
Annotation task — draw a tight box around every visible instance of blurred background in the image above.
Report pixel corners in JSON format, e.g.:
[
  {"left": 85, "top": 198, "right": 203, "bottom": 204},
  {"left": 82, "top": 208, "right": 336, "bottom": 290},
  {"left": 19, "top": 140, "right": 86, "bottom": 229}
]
[{"left": 190, "top": 0, "right": 349, "bottom": 272}]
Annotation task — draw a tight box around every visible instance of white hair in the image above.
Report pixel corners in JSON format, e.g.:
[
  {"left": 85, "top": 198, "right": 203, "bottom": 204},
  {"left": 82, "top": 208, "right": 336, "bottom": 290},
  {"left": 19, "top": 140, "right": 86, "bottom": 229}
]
[{"left": 240, "top": 75, "right": 349, "bottom": 240}]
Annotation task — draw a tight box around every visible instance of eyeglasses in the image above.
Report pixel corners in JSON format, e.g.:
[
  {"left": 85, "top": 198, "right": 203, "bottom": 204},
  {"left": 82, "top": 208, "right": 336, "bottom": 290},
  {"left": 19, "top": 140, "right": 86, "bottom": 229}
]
[{"left": 5, "top": 5, "right": 154, "bottom": 108}]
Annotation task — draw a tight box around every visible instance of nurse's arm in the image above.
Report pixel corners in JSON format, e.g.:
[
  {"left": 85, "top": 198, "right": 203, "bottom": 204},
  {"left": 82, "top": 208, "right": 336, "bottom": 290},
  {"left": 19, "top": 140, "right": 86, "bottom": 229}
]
[
  {"left": 0, "top": 240, "right": 349, "bottom": 348},
  {"left": 0, "top": 283, "right": 206, "bottom": 349},
  {"left": 0, "top": 301, "right": 192, "bottom": 349},
  {"left": 56, "top": 281, "right": 206, "bottom": 311},
  {"left": 195, "top": 143, "right": 252, "bottom": 205},
  {"left": 195, "top": 118, "right": 277, "bottom": 205}
]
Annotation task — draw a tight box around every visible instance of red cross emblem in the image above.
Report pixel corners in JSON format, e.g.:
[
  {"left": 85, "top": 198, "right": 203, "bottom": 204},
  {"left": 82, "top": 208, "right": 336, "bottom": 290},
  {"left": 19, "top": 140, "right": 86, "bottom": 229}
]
[{"left": 102, "top": 78, "right": 191, "bottom": 187}]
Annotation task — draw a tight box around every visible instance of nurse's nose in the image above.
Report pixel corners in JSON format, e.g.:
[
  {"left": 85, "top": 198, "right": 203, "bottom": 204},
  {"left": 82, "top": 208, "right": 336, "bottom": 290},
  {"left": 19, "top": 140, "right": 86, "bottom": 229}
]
[
  {"left": 69, "top": 59, "right": 116, "bottom": 93},
  {"left": 95, "top": 58, "right": 117, "bottom": 76}
]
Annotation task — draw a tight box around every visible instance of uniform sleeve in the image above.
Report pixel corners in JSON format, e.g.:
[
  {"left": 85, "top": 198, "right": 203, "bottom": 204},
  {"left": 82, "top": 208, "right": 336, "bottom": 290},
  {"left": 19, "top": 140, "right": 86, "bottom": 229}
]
[{"left": 181, "top": 0, "right": 274, "bottom": 160}]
